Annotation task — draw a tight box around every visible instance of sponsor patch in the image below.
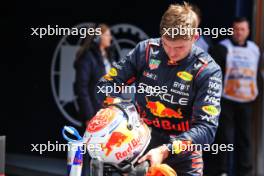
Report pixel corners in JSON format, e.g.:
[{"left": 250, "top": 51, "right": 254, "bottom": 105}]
[
  {"left": 109, "top": 68, "right": 118, "bottom": 77},
  {"left": 103, "top": 74, "right": 113, "bottom": 81},
  {"left": 177, "top": 71, "right": 193, "bottom": 81},
  {"left": 173, "top": 81, "right": 190, "bottom": 91},
  {"left": 204, "top": 95, "right": 220, "bottom": 104},
  {"left": 201, "top": 114, "right": 218, "bottom": 124},
  {"left": 208, "top": 81, "right": 221, "bottom": 90},
  {"left": 170, "top": 89, "right": 190, "bottom": 96},
  {"left": 202, "top": 105, "right": 219, "bottom": 116},
  {"left": 143, "top": 71, "right": 158, "bottom": 80},
  {"left": 149, "top": 59, "right": 161, "bottom": 70}
]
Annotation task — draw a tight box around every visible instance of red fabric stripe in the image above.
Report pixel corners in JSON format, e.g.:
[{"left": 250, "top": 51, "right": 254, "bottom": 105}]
[
  {"left": 192, "top": 163, "right": 203, "bottom": 168},
  {"left": 192, "top": 158, "right": 203, "bottom": 163},
  {"left": 145, "top": 42, "right": 150, "bottom": 63},
  {"left": 195, "top": 63, "right": 208, "bottom": 79},
  {"left": 126, "top": 76, "right": 136, "bottom": 85}
]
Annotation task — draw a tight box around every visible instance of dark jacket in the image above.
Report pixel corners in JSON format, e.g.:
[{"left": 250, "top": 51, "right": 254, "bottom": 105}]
[{"left": 74, "top": 45, "right": 116, "bottom": 123}]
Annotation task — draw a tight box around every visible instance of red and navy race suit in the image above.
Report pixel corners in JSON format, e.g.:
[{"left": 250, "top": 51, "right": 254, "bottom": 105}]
[{"left": 97, "top": 38, "right": 222, "bottom": 175}]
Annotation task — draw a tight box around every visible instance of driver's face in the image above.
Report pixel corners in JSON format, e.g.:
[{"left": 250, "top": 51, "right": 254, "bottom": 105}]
[{"left": 162, "top": 36, "right": 196, "bottom": 62}]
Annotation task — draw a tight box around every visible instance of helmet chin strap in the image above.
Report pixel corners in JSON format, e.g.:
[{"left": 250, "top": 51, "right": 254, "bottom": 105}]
[{"left": 107, "top": 102, "right": 140, "bottom": 131}]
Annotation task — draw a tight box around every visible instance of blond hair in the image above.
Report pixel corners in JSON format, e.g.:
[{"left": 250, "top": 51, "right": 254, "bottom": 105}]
[{"left": 160, "top": 2, "right": 199, "bottom": 40}]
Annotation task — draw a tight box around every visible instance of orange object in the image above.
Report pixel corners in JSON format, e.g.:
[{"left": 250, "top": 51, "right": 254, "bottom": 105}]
[
  {"left": 104, "top": 97, "right": 115, "bottom": 105},
  {"left": 104, "top": 97, "right": 122, "bottom": 105},
  {"left": 146, "top": 164, "right": 177, "bottom": 176}
]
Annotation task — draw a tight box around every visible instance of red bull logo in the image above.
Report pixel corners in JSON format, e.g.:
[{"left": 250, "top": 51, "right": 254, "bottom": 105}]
[
  {"left": 143, "top": 117, "right": 190, "bottom": 132},
  {"left": 115, "top": 138, "right": 141, "bottom": 160},
  {"left": 102, "top": 132, "right": 128, "bottom": 156},
  {"left": 146, "top": 100, "right": 183, "bottom": 119}
]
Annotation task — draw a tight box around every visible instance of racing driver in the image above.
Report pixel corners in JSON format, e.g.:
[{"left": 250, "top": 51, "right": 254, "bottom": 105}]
[{"left": 97, "top": 2, "right": 222, "bottom": 176}]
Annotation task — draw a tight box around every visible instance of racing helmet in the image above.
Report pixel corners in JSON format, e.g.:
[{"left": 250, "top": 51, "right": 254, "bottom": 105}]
[{"left": 83, "top": 101, "right": 151, "bottom": 167}]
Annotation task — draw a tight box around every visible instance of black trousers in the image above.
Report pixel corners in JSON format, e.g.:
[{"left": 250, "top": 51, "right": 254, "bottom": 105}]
[{"left": 204, "top": 98, "right": 253, "bottom": 176}]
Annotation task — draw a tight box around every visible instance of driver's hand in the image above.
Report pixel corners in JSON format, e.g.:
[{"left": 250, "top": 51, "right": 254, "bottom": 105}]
[{"left": 138, "top": 145, "right": 169, "bottom": 166}]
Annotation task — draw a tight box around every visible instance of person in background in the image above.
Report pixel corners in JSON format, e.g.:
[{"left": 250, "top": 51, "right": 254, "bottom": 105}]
[
  {"left": 210, "top": 17, "right": 260, "bottom": 176},
  {"left": 192, "top": 5, "right": 212, "bottom": 53},
  {"left": 74, "top": 23, "right": 117, "bottom": 128}
]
